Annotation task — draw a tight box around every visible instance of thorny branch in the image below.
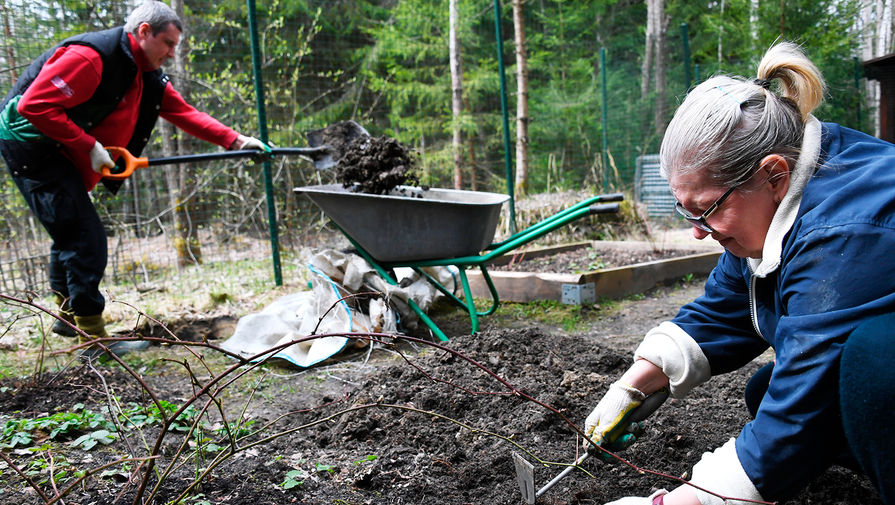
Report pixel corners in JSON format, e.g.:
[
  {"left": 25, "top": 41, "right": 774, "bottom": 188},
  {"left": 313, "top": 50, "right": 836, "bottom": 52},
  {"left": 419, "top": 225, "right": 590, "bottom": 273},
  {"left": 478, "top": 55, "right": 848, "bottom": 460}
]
[{"left": 0, "top": 293, "right": 776, "bottom": 505}]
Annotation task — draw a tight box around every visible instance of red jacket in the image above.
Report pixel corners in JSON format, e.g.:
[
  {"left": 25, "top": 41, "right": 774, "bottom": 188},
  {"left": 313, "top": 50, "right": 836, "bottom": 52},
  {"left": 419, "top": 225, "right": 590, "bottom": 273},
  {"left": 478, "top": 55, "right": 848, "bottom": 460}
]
[{"left": 16, "top": 32, "right": 238, "bottom": 190}]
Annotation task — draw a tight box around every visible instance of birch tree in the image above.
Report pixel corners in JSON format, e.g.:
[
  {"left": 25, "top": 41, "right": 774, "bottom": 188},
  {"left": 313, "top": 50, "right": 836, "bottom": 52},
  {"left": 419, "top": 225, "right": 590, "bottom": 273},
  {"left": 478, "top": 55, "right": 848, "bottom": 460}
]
[
  {"left": 513, "top": 0, "right": 530, "bottom": 195},
  {"left": 449, "top": 0, "right": 464, "bottom": 189},
  {"left": 642, "top": 0, "right": 667, "bottom": 135}
]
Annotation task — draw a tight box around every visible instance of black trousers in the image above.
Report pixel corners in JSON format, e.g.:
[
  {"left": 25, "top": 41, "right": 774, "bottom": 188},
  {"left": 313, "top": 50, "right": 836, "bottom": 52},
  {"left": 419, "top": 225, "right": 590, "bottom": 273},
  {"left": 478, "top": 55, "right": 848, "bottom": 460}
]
[{"left": 3, "top": 142, "right": 107, "bottom": 316}]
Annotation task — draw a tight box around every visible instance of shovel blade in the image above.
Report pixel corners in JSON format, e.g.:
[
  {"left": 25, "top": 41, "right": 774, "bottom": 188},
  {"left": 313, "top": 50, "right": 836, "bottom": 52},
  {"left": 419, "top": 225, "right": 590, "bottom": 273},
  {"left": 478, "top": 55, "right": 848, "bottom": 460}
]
[
  {"left": 512, "top": 452, "right": 537, "bottom": 505},
  {"left": 305, "top": 120, "right": 370, "bottom": 170}
]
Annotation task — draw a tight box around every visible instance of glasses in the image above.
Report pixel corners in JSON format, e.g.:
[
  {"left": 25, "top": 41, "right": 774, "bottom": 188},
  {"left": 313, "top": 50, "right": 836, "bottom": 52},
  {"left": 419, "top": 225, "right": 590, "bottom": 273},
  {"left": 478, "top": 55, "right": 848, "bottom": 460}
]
[{"left": 674, "top": 185, "right": 737, "bottom": 233}]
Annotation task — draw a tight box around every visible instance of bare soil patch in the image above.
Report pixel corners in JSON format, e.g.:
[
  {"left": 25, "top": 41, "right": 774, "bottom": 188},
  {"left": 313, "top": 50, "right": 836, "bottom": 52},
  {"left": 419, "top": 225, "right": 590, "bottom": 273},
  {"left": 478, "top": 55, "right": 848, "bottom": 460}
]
[
  {"left": 0, "top": 279, "right": 880, "bottom": 505},
  {"left": 492, "top": 244, "right": 705, "bottom": 274}
]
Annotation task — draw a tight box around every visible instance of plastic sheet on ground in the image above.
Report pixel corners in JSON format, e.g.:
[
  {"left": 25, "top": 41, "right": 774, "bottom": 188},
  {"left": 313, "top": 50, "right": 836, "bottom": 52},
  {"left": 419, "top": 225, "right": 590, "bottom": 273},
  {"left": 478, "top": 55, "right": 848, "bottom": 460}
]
[{"left": 220, "top": 249, "right": 458, "bottom": 368}]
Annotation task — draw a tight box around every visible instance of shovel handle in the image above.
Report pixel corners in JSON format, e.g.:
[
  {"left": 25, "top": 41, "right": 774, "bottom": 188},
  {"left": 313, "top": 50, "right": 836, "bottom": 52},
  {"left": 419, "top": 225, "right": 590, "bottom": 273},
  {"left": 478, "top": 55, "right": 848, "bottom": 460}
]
[{"left": 102, "top": 146, "right": 147, "bottom": 180}]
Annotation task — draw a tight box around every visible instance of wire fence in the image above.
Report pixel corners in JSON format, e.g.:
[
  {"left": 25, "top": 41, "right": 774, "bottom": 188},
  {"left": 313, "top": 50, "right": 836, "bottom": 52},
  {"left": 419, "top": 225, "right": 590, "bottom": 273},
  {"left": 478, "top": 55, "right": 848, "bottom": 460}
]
[{"left": 0, "top": 0, "right": 870, "bottom": 297}]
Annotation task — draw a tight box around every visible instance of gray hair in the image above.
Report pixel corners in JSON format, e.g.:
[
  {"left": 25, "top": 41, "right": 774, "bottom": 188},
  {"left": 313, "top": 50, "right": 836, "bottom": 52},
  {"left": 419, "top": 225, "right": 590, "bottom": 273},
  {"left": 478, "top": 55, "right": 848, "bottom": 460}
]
[
  {"left": 659, "top": 42, "right": 825, "bottom": 187},
  {"left": 124, "top": 1, "right": 182, "bottom": 35}
]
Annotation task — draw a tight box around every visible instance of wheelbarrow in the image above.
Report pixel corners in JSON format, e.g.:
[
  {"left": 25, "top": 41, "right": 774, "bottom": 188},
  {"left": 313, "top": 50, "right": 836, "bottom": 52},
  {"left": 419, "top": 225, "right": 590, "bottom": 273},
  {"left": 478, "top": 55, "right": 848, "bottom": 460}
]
[{"left": 295, "top": 183, "right": 623, "bottom": 341}]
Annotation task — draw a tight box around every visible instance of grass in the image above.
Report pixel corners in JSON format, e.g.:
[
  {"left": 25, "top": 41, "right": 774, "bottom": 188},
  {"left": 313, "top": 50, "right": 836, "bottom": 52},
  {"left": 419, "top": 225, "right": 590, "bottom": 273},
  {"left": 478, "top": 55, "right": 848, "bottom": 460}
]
[{"left": 0, "top": 253, "right": 313, "bottom": 380}]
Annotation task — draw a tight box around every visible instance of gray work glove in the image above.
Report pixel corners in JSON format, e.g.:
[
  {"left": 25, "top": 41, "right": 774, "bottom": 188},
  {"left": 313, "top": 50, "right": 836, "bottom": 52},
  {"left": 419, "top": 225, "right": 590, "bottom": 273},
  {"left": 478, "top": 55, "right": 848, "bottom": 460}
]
[{"left": 89, "top": 141, "right": 115, "bottom": 173}]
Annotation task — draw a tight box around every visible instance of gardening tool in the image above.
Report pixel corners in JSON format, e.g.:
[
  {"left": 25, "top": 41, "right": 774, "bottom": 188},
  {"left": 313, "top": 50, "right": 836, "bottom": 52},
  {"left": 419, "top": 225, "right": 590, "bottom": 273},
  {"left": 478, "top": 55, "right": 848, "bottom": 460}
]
[
  {"left": 101, "top": 120, "right": 371, "bottom": 180},
  {"left": 512, "top": 388, "right": 670, "bottom": 504},
  {"left": 295, "top": 184, "right": 624, "bottom": 341}
]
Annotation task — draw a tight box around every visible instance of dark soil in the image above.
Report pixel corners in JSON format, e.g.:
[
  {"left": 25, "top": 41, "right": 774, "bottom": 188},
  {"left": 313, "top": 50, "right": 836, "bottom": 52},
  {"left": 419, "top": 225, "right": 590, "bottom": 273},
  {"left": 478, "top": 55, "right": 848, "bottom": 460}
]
[
  {"left": 0, "top": 280, "right": 881, "bottom": 505},
  {"left": 492, "top": 245, "right": 705, "bottom": 274},
  {"left": 335, "top": 136, "right": 421, "bottom": 194}
]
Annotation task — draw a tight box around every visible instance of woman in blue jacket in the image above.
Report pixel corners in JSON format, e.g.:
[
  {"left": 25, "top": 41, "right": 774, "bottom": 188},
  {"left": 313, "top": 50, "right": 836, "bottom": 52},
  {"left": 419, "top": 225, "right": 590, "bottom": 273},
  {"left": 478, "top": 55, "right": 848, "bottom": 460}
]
[{"left": 584, "top": 42, "right": 895, "bottom": 505}]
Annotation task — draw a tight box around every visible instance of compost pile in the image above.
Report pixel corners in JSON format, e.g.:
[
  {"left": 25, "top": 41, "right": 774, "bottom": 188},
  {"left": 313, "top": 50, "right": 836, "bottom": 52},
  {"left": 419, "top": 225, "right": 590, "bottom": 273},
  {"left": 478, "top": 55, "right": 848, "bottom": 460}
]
[
  {"left": 0, "top": 280, "right": 881, "bottom": 505},
  {"left": 335, "top": 135, "right": 422, "bottom": 194}
]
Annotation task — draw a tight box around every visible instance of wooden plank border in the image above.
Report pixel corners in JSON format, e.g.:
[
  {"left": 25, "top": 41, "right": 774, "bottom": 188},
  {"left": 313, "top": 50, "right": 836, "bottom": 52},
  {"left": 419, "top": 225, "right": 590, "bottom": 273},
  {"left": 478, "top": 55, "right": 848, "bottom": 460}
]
[{"left": 467, "top": 241, "right": 721, "bottom": 303}]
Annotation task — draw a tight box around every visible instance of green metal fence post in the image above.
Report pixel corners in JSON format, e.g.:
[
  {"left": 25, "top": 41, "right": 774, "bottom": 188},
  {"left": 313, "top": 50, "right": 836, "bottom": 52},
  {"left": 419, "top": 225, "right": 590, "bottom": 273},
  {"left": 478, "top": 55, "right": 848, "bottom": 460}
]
[
  {"left": 246, "top": 0, "right": 282, "bottom": 286},
  {"left": 493, "top": 0, "right": 516, "bottom": 234},
  {"left": 600, "top": 47, "right": 609, "bottom": 192},
  {"left": 681, "top": 23, "right": 692, "bottom": 90}
]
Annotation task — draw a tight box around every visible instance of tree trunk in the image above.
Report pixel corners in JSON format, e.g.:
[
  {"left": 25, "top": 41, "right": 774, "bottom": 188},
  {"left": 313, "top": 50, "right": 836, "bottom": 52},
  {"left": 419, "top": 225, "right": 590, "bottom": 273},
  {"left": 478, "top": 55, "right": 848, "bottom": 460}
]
[
  {"left": 653, "top": 0, "right": 667, "bottom": 135},
  {"left": 779, "top": 0, "right": 785, "bottom": 38},
  {"left": 449, "top": 0, "right": 464, "bottom": 190},
  {"left": 718, "top": 0, "right": 726, "bottom": 66},
  {"left": 1, "top": 0, "right": 17, "bottom": 83},
  {"left": 513, "top": 0, "right": 530, "bottom": 196},
  {"left": 750, "top": 0, "right": 759, "bottom": 62},
  {"left": 641, "top": 0, "right": 656, "bottom": 100},
  {"left": 167, "top": 0, "right": 202, "bottom": 266}
]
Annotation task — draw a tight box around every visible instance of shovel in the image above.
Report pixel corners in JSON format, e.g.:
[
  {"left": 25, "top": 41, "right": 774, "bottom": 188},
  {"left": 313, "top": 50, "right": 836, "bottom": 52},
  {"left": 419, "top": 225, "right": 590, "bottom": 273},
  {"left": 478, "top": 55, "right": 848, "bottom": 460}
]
[
  {"left": 513, "top": 388, "right": 669, "bottom": 504},
  {"left": 101, "top": 120, "right": 370, "bottom": 180}
]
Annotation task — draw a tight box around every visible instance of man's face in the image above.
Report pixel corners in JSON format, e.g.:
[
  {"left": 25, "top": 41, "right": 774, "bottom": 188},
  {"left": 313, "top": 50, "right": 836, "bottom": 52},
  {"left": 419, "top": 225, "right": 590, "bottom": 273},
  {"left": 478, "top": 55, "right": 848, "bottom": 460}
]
[{"left": 135, "top": 22, "right": 180, "bottom": 70}]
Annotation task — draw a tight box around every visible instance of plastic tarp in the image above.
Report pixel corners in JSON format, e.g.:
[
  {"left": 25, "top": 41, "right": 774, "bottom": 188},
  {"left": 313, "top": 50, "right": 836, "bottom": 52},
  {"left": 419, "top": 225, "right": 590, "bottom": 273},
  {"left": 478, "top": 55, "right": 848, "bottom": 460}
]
[{"left": 220, "top": 249, "right": 457, "bottom": 368}]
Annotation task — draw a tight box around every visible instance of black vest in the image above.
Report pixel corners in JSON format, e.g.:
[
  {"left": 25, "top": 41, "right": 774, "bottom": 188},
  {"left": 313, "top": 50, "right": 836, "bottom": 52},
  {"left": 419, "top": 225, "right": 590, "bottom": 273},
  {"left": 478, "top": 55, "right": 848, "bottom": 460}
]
[{"left": 1, "top": 27, "right": 169, "bottom": 192}]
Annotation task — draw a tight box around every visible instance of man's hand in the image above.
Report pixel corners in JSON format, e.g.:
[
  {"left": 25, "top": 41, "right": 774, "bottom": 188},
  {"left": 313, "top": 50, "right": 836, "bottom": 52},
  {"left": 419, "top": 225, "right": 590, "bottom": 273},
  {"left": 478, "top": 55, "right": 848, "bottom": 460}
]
[
  {"left": 584, "top": 381, "right": 647, "bottom": 455},
  {"left": 89, "top": 141, "right": 115, "bottom": 174},
  {"left": 231, "top": 134, "right": 271, "bottom": 152}
]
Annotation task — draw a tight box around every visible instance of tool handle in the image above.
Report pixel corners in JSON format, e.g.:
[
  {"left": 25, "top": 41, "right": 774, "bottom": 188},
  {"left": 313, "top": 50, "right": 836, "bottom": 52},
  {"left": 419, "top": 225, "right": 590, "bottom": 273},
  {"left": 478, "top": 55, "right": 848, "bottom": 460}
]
[
  {"left": 536, "top": 452, "right": 589, "bottom": 498},
  {"left": 597, "top": 192, "right": 625, "bottom": 202},
  {"left": 630, "top": 387, "right": 670, "bottom": 423},
  {"left": 101, "top": 146, "right": 333, "bottom": 180},
  {"left": 587, "top": 202, "right": 620, "bottom": 215},
  {"left": 102, "top": 146, "right": 148, "bottom": 180}
]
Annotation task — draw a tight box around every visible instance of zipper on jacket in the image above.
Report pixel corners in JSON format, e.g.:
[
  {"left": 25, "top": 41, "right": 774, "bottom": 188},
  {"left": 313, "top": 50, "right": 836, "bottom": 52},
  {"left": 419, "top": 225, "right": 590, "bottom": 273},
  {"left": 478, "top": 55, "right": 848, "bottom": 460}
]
[{"left": 748, "top": 274, "right": 763, "bottom": 339}]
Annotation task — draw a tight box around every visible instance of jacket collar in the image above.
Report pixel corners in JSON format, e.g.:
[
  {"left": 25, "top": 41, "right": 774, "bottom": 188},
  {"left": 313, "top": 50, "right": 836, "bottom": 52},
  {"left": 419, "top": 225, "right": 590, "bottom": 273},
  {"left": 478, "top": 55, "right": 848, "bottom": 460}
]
[{"left": 748, "top": 116, "right": 822, "bottom": 277}]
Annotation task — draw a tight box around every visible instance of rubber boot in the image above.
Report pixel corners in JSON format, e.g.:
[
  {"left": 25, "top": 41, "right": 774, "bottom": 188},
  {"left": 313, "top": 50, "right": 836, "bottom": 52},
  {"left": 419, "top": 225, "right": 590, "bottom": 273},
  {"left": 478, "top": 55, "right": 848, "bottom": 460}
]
[
  {"left": 74, "top": 314, "right": 149, "bottom": 360},
  {"left": 74, "top": 314, "right": 109, "bottom": 344},
  {"left": 51, "top": 294, "right": 78, "bottom": 338}
]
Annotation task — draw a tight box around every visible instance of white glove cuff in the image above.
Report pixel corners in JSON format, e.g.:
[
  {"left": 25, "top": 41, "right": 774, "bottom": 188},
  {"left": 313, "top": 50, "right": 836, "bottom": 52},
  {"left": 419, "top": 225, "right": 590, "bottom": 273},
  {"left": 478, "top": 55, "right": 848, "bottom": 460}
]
[
  {"left": 634, "top": 321, "right": 710, "bottom": 398},
  {"left": 688, "top": 438, "right": 763, "bottom": 505}
]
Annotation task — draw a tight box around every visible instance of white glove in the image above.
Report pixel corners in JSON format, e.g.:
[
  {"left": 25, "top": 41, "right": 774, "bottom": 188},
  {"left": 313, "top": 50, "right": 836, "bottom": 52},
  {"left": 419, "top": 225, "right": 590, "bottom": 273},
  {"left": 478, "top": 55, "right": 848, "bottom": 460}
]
[
  {"left": 688, "top": 438, "right": 763, "bottom": 505},
  {"left": 234, "top": 134, "right": 270, "bottom": 151},
  {"left": 584, "top": 381, "right": 647, "bottom": 447},
  {"left": 89, "top": 141, "right": 115, "bottom": 174},
  {"left": 605, "top": 488, "right": 668, "bottom": 505}
]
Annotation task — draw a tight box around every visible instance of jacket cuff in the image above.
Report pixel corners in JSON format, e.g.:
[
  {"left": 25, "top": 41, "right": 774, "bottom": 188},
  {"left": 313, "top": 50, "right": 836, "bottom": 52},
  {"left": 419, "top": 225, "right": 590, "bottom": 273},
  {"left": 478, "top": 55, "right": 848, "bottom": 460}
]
[
  {"left": 687, "top": 438, "right": 763, "bottom": 505},
  {"left": 633, "top": 321, "right": 710, "bottom": 398}
]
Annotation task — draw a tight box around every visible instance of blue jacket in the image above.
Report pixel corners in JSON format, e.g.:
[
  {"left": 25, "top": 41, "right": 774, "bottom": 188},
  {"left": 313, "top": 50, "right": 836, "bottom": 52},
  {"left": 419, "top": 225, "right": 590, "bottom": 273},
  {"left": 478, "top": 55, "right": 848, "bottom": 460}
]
[{"left": 671, "top": 123, "right": 895, "bottom": 499}]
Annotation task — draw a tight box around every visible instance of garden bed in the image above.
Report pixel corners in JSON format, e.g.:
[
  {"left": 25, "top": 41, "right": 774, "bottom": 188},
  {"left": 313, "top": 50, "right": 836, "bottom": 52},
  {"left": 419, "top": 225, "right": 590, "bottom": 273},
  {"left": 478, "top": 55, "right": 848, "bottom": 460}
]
[{"left": 468, "top": 240, "right": 723, "bottom": 303}]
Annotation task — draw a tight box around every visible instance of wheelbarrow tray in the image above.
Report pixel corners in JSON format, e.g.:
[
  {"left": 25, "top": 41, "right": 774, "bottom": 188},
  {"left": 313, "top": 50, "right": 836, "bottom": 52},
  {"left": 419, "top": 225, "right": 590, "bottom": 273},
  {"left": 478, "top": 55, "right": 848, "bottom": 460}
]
[{"left": 295, "top": 184, "right": 509, "bottom": 262}]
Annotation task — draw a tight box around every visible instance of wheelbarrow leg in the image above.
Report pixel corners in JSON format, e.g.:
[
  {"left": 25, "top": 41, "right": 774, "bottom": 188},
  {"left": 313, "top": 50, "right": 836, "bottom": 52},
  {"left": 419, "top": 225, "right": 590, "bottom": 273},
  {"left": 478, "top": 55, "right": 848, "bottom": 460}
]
[{"left": 457, "top": 268, "right": 479, "bottom": 334}]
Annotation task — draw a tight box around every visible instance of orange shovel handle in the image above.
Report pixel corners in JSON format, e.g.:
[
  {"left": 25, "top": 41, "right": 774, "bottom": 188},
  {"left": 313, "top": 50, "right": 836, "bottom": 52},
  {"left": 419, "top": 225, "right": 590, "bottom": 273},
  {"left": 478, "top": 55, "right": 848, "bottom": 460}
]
[{"left": 101, "top": 146, "right": 148, "bottom": 180}]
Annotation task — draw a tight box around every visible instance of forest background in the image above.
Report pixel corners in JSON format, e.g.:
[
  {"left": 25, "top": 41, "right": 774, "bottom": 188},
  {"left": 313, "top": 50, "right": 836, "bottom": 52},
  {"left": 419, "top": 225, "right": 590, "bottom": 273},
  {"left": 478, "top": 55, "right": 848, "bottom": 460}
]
[{"left": 0, "top": 0, "right": 890, "bottom": 298}]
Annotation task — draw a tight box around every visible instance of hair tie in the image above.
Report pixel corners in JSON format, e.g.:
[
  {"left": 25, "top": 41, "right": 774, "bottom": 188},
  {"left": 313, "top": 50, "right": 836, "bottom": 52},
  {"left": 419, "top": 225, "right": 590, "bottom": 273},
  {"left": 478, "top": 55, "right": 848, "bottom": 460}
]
[
  {"left": 716, "top": 84, "right": 743, "bottom": 105},
  {"left": 753, "top": 78, "right": 772, "bottom": 90}
]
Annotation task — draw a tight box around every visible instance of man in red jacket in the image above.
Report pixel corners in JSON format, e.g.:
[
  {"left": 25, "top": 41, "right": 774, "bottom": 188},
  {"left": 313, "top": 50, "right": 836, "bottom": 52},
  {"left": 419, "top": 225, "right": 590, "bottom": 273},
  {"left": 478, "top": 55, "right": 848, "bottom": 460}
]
[{"left": 0, "top": 0, "right": 267, "bottom": 355}]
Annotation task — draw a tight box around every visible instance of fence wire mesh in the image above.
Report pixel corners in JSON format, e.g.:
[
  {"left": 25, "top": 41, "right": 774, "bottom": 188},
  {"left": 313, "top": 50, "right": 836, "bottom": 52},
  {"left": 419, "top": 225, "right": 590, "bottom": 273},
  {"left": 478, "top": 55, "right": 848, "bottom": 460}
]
[{"left": 0, "top": 0, "right": 869, "bottom": 297}]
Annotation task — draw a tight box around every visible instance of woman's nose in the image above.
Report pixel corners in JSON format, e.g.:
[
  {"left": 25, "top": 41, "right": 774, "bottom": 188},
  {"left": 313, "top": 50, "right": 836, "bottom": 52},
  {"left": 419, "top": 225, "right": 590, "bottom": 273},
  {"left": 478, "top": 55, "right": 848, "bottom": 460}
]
[{"left": 692, "top": 226, "right": 711, "bottom": 240}]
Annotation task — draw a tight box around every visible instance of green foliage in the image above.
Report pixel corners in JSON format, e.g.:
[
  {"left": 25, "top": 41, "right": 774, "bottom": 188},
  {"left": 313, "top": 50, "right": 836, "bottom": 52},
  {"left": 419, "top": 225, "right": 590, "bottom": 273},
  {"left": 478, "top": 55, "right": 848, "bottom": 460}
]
[
  {"left": 281, "top": 469, "right": 305, "bottom": 489},
  {"left": 0, "top": 404, "right": 115, "bottom": 449}
]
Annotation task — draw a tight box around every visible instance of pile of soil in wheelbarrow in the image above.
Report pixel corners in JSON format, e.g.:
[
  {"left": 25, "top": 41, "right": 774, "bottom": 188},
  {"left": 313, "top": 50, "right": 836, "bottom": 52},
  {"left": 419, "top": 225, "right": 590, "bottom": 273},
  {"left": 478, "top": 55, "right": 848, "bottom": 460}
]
[
  {"left": 335, "top": 135, "right": 422, "bottom": 194},
  {"left": 0, "top": 280, "right": 880, "bottom": 505}
]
